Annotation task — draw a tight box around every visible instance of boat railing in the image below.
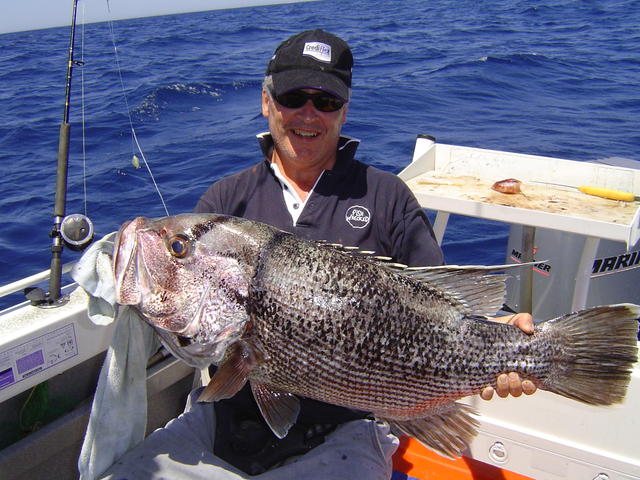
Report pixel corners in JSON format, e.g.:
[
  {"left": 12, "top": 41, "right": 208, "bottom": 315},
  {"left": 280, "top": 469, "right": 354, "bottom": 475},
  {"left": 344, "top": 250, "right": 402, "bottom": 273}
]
[{"left": 0, "top": 262, "right": 76, "bottom": 299}]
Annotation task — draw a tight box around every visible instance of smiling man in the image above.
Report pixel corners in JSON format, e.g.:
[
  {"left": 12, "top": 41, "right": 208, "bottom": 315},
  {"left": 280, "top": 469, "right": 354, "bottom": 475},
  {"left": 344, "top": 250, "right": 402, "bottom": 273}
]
[
  {"left": 195, "top": 29, "right": 445, "bottom": 267},
  {"left": 260, "top": 32, "right": 350, "bottom": 199}
]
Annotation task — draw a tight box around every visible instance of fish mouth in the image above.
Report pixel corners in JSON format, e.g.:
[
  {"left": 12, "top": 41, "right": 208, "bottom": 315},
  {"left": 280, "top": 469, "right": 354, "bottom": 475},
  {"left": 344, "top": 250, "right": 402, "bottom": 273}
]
[
  {"left": 113, "top": 218, "right": 142, "bottom": 305},
  {"left": 113, "top": 217, "right": 157, "bottom": 307}
]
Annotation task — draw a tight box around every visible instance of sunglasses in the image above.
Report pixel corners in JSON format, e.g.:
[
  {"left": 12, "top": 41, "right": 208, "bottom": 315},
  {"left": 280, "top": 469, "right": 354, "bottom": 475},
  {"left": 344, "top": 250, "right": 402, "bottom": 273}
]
[{"left": 272, "top": 90, "right": 345, "bottom": 112}]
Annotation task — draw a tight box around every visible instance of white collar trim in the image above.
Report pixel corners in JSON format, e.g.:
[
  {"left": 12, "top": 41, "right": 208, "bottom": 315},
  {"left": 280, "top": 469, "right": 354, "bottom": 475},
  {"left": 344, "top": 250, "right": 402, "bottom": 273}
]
[{"left": 270, "top": 162, "right": 324, "bottom": 225}]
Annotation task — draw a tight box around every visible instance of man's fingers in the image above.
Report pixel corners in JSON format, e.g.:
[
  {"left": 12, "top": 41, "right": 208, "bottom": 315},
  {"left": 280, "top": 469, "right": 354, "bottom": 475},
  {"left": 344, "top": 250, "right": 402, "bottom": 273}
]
[
  {"left": 492, "top": 313, "right": 534, "bottom": 334},
  {"left": 480, "top": 386, "right": 495, "bottom": 401},
  {"left": 507, "top": 372, "right": 523, "bottom": 397},
  {"left": 496, "top": 373, "right": 510, "bottom": 398},
  {"left": 485, "top": 374, "right": 537, "bottom": 400},
  {"left": 522, "top": 379, "right": 537, "bottom": 395},
  {"left": 509, "top": 313, "right": 534, "bottom": 334}
]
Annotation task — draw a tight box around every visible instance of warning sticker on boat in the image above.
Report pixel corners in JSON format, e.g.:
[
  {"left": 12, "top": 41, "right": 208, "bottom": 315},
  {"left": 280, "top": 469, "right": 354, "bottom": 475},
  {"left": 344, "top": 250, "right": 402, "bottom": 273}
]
[{"left": 0, "top": 323, "right": 77, "bottom": 391}]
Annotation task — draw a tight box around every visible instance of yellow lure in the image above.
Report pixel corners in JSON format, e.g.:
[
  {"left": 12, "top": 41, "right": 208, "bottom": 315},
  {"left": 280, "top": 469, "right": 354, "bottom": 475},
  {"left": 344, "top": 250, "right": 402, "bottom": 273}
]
[{"left": 578, "top": 186, "right": 636, "bottom": 202}]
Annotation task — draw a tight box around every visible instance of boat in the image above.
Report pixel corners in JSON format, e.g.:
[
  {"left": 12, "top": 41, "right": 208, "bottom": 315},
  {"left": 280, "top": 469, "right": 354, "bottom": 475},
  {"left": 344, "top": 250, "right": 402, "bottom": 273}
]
[{"left": 1, "top": 5, "right": 639, "bottom": 480}]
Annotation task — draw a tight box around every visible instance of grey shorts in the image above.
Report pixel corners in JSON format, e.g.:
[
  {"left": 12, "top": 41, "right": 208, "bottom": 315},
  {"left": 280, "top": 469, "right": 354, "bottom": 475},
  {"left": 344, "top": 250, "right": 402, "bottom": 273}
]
[{"left": 100, "top": 388, "right": 399, "bottom": 480}]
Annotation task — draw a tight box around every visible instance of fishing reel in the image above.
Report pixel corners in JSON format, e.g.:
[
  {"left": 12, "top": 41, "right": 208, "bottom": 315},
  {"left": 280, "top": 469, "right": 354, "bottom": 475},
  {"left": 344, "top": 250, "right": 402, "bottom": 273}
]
[
  {"left": 24, "top": 214, "right": 94, "bottom": 307},
  {"left": 59, "top": 213, "right": 94, "bottom": 251}
]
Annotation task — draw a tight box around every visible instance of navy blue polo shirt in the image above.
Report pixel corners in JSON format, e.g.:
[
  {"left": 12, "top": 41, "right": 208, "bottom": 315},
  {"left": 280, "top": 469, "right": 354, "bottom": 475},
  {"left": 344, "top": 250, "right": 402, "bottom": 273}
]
[{"left": 194, "top": 133, "right": 443, "bottom": 267}]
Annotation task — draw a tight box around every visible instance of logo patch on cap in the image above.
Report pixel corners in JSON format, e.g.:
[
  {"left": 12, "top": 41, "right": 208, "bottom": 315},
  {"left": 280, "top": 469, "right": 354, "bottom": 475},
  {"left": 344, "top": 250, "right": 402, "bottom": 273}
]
[{"left": 303, "top": 42, "right": 332, "bottom": 63}]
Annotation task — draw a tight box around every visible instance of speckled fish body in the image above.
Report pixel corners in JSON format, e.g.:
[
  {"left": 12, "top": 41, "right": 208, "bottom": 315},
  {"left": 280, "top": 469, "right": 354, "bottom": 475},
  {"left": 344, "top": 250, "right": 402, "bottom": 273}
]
[{"left": 113, "top": 214, "right": 639, "bottom": 458}]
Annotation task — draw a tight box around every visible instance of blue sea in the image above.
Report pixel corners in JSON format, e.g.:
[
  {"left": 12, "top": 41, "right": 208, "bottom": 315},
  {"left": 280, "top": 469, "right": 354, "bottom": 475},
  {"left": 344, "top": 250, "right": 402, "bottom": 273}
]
[{"left": 0, "top": 0, "right": 639, "bottom": 308}]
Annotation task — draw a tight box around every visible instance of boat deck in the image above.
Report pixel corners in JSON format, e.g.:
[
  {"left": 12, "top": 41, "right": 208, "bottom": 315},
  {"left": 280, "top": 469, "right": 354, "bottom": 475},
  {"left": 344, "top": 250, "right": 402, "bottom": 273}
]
[
  {"left": 406, "top": 172, "right": 639, "bottom": 226},
  {"left": 400, "top": 137, "right": 640, "bottom": 248}
]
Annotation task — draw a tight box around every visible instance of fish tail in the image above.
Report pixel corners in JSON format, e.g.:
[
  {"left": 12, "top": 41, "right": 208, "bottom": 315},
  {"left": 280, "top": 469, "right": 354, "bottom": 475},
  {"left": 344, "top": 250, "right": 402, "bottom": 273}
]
[{"left": 543, "top": 303, "right": 639, "bottom": 406}]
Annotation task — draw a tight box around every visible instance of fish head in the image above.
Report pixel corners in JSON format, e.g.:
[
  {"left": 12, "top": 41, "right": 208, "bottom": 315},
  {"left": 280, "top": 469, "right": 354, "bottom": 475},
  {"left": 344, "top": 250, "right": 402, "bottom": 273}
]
[{"left": 113, "top": 214, "right": 261, "bottom": 362}]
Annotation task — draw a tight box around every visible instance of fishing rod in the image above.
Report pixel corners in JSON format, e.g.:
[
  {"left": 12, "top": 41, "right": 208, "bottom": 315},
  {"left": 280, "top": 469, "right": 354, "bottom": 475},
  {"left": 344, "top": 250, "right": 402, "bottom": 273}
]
[{"left": 27, "top": 0, "right": 94, "bottom": 306}]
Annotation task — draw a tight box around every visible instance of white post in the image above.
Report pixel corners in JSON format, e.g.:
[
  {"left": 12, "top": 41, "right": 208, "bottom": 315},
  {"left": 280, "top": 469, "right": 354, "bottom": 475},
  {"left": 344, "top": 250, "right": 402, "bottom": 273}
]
[{"left": 571, "top": 236, "right": 600, "bottom": 311}]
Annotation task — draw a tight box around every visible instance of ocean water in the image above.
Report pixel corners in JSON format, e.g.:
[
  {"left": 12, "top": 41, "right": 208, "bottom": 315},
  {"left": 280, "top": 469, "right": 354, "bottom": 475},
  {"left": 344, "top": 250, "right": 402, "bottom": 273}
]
[{"left": 0, "top": 0, "right": 638, "bottom": 308}]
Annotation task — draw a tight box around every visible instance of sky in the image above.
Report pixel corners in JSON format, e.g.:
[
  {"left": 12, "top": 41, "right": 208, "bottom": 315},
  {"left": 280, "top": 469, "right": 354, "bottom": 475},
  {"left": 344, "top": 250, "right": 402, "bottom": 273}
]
[{"left": 0, "top": 0, "right": 312, "bottom": 34}]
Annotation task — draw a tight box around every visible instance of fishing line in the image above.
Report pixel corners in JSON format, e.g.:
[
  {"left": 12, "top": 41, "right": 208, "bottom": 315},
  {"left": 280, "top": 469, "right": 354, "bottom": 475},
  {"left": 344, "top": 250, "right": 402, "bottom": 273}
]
[{"left": 105, "top": 3, "right": 170, "bottom": 216}]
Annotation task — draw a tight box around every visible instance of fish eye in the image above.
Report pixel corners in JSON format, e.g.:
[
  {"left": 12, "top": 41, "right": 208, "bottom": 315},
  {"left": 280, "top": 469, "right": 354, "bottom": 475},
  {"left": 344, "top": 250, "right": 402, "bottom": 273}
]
[{"left": 167, "top": 234, "right": 190, "bottom": 258}]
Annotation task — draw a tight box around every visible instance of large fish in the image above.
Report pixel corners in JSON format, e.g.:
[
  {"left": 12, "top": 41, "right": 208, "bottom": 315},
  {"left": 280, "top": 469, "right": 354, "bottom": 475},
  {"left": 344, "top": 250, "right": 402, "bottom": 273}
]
[{"left": 113, "top": 213, "right": 639, "bottom": 458}]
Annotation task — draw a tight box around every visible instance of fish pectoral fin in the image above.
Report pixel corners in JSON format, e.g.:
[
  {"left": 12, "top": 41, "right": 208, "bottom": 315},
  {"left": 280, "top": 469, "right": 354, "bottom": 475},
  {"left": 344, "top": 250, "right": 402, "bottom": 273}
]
[
  {"left": 250, "top": 381, "right": 301, "bottom": 439},
  {"left": 383, "top": 402, "right": 479, "bottom": 459},
  {"left": 197, "top": 341, "right": 258, "bottom": 402}
]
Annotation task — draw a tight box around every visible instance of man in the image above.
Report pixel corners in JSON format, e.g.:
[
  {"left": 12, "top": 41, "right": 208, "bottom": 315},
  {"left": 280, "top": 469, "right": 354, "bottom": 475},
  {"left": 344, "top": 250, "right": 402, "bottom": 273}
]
[
  {"left": 195, "top": 31, "right": 443, "bottom": 268},
  {"left": 101, "top": 29, "right": 535, "bottom": 480}
]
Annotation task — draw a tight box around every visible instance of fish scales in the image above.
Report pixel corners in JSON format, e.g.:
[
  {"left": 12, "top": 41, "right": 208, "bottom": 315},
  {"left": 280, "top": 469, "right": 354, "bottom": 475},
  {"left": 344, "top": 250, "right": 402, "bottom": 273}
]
[
  {"left": 113, "top": 214, "right": 639, "bottom": 458},
  {"left": 244, "top": 232, "right": 557, "bottom": 413}
]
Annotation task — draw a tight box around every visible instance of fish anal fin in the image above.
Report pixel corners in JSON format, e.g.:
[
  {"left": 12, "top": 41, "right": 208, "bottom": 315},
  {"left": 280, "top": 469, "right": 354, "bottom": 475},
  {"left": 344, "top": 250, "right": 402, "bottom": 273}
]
[
  {"left": 251, "top": 381, "right": 301, "bottom": 439},
  {"left": 197, "top": 341, "right": 259, "bottom": 402},
  {"left": 382, "top": 402, "right": 479, "bottom": 459}
]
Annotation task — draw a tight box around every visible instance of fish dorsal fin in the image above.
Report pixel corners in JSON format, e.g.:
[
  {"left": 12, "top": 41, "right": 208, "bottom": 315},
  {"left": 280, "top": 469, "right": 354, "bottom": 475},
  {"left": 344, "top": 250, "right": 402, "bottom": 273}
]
[
  {"left": 318, "top": 239, "right": 534, "bottom": 317},
  {"left": 251, "top": 381, "right": 301, "bottom": 439},
  {"left": 382, "top": 402, "right": 479, "bottom": 459},
  {"left": 197, "top": 341, "right": 261, "bottom": 402},
  {"left": 387, "top": 263, "right": 538, "bottom": 317}
]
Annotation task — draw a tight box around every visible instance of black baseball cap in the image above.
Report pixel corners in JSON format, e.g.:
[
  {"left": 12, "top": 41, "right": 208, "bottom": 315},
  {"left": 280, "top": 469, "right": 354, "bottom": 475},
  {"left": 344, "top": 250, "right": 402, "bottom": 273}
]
[{"left": 266, "top": 29, "right": 353, "bottom": 102}]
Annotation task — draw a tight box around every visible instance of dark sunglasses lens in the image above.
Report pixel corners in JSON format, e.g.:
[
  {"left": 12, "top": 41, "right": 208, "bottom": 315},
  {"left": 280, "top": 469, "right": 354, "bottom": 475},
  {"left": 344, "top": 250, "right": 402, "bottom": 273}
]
[
  {"left": 314, "top": 95, "right": 344, "bottom": 112},
  {"left": 276, "top": 92, "right": 308, "bottom": 109},
  {"left": 275, "top": 91, "right": 344, "bottom": 112}
]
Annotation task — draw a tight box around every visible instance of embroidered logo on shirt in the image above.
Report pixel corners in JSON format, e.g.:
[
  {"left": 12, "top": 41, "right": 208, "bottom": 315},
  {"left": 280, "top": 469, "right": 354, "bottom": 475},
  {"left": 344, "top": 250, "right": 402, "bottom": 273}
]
[
  {"left": 303, "top": 42, "right": 332, "bottom": 63},
  {"left": 345, "top": 205, "right": 371, "bottom": 229}
]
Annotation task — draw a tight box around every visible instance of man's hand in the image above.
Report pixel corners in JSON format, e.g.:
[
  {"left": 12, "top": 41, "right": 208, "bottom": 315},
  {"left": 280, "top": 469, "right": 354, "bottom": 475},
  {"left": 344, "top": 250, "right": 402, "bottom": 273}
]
[{"left": 480, "top": 313, "right": 538, "bottom": 400}]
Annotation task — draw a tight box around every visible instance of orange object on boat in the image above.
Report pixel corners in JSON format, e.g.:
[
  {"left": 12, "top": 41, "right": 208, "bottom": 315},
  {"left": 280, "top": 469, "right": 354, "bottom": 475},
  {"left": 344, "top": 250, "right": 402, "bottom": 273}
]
[{"left": 392, "top": 436, "right": 534, "bottom": 480}]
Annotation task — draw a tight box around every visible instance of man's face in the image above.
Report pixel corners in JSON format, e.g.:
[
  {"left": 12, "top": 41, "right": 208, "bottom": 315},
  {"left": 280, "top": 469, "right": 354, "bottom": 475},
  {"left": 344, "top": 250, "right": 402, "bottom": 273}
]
[{"left": 262, "top": 88, "right": 348, "bottom": 170}]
